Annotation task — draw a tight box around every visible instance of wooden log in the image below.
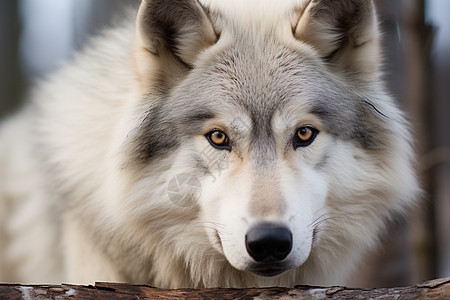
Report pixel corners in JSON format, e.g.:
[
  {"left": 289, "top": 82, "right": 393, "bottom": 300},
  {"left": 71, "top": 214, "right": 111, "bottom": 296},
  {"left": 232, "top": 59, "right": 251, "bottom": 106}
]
[{"left": 0, "top": 277, "right": 449, "bottom": 299}]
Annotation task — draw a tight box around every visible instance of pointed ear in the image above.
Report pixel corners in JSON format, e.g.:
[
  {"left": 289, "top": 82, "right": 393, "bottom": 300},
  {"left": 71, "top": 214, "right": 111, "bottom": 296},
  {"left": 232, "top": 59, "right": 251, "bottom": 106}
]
[
  {"left": 136, "top": 0, "right": 218, "bottom": 68},
  {"left": 295, "top": 0, "right": 380, "bottom": 80}
]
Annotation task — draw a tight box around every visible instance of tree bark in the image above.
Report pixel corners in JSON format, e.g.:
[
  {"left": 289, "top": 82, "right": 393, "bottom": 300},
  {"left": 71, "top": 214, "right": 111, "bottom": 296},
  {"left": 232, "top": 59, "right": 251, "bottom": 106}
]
[{"left": 0, "top": 278, "right": 449, "bottom": 299}]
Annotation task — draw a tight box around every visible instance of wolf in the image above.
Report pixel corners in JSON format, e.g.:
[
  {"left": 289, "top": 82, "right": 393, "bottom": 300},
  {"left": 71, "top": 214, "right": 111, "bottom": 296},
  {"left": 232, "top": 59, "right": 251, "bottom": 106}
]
[{"left": 0, "top": 0, "right": 419, "bottom": 288}]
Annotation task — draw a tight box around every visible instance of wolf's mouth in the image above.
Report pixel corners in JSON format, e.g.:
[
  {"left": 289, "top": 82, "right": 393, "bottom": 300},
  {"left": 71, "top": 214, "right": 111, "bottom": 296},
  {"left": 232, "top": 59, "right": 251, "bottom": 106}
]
[{"left": 248, "top": 264, "right": 289, "bottom": 277}]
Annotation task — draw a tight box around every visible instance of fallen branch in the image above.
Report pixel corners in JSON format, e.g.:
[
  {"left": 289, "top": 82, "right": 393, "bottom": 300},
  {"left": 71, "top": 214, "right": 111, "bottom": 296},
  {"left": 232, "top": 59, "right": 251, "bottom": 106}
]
[{"left": 0, "top": 277, "right": 449, "bottom": 299}]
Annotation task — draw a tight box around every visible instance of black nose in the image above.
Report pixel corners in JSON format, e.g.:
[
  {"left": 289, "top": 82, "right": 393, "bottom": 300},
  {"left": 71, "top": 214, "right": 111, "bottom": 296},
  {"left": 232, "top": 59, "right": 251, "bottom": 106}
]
[{"left": 245, "top": 224, "right": 293, "bottom": 262}]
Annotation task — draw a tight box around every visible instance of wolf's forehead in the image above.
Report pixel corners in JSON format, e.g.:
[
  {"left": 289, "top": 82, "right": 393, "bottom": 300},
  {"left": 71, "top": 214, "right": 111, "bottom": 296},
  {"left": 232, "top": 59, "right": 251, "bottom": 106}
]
[{"left": 208, "top": 45, "right": 313, "bottom": 114}]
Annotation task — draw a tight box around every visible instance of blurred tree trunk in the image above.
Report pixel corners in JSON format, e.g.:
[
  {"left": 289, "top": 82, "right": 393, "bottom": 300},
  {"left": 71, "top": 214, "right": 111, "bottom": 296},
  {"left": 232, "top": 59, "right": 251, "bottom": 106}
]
[
  {"left": 0, "top": 1, "right": 24, "bottom": 117},
  {"left": 399, "top": 0, "right": 435, "bottom": 284},
  {"left": 425, "top": 0, "right": 450, "bottom": 280}
]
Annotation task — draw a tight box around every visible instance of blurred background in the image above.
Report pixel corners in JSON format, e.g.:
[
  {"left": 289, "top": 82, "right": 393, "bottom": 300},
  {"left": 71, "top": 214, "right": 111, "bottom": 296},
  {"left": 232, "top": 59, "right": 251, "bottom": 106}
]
[{"left": 0, "top": 0, "right": 448, "bottom": 288}]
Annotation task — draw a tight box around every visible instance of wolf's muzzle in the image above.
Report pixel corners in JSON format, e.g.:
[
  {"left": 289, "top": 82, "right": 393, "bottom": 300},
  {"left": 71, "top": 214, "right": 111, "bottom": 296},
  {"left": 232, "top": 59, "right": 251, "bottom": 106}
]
[{"left": 245, "top": 224, "right": 292, "bottom": 262}]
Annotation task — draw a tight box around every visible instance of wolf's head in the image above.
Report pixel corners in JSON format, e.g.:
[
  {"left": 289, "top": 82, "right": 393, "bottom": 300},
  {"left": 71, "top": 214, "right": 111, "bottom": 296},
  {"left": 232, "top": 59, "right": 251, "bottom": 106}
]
[{"left": 125, "top": 0, "right": 418, "bottom": 285}]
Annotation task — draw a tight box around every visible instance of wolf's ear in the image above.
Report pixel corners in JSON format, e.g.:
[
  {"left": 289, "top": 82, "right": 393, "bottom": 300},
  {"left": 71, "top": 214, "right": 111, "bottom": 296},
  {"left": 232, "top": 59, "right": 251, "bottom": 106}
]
[
  {"left": 136, "top": 0, "right": 218, "bottom": 68},
  {"left": 295, "top": 0, "right": 380, "bottom": 79}
]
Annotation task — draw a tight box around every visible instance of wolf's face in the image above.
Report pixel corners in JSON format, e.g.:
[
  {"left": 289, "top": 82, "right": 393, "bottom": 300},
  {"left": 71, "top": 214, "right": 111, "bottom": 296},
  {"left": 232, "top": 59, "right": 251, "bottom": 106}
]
[
  {"left": 127, "top": 0, "right": 418, "bottom": 281},
  {"left": 155, "top": 43, "right": 385, "bottom": 276},
  {"left": 176, "top": 46, "right": 331, "bottom": 276}
]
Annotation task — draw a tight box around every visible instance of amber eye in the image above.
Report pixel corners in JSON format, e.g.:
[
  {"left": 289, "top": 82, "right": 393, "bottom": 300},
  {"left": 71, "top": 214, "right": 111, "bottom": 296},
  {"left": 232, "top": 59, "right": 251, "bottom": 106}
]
[
  {"left": 206, "top": 130, "right": 231, "bottom": 150},
  {"left": 294, "top": 126, "right": 318, "bottom": 149}
]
